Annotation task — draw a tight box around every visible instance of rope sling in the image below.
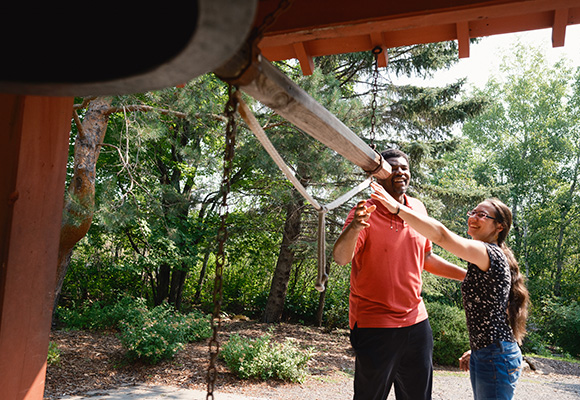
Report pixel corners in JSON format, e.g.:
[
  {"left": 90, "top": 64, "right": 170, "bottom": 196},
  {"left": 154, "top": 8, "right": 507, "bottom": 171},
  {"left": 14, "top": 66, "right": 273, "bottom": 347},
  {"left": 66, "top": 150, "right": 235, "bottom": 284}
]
[
  {"left": 235, "top": 46, "right": 383, "bottom": 292},
  {"left": 236, "top": 92, "right": 372, "bottom": 292}
]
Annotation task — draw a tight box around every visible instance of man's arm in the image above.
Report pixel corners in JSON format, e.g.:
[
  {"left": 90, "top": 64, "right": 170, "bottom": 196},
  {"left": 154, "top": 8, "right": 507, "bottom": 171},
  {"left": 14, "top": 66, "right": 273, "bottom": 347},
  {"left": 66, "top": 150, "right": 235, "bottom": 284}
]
[
  {"left": 333, "top": 200, "right": 375, "bottom": 266},
  {"left": 424, "top": 252, "right": 466, "bottom": 281}
]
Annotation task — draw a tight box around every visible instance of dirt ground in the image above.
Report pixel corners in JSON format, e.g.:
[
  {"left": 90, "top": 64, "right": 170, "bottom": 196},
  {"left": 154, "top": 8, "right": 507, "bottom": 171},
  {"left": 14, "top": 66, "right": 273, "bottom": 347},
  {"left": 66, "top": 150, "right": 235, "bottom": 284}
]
[{"left": 45, "top": 319, "right": 580, "bottom": 400}]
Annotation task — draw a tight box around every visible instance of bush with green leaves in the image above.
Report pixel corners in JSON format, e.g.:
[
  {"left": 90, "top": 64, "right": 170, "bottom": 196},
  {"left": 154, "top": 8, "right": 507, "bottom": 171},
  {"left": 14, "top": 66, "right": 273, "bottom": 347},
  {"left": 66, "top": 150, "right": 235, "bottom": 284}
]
[
  {"left": 47, "top": 341, "right": 61, "bottom": 365},
  {"left": 536, "top": 298, "right": 580, "bottom": 357},
  {"left": 521, "top": 330, "right": 551, "bottom": 357},
  {"left": 427, "top": 301, "right": 470, "bottom": 366},
  {"left": 118, "top": 302, "right": 212, "bottom": 364},
  {"left": 55, "top": 296, "right": 143, "bottom": 330},
  {"left": 222, "top": 333, "right": 312, "bottom": 383}
]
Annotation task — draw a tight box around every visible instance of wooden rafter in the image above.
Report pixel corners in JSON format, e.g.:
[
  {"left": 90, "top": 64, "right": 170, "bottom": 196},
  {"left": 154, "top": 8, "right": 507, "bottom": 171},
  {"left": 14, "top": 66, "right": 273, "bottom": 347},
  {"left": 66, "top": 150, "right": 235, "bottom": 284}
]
[
  {"left": 553, "top": 8, "right": 569, "bottom": 47},
  {"left": 215, "top": 55, "right": 391, "bottom": 180}
]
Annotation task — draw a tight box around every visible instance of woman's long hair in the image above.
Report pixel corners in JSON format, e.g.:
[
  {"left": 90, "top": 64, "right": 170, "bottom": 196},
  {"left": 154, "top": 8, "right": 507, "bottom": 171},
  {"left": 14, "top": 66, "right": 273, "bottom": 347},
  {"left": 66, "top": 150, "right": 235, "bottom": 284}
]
[{"left": 486, "top": 198, "right": 530, "bottom": 344}]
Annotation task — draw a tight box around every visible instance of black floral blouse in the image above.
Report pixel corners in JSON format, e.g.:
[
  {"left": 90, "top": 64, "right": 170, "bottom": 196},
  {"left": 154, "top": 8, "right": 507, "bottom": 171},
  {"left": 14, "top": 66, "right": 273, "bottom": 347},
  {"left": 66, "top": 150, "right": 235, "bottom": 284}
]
[{"left": 461, "top": 243, "right": 515, "bottom": 351}]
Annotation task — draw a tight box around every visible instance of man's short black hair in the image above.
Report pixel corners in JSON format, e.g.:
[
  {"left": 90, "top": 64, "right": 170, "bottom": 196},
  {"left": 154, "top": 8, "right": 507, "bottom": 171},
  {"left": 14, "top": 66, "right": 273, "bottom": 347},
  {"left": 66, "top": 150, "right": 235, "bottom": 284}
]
[{"left": 380, "top": 148, "right": 409, "bottom": 163}]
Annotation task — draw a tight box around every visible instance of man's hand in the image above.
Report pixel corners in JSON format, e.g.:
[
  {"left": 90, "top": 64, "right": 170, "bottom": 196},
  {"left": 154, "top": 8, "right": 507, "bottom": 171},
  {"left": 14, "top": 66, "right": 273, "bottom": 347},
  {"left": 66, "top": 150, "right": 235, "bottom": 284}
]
[
  {"left": 350, "top": 200, "right": 376, "bottom": 231},
  {"left": 332, "top": 200, "right": 375, "bottom": 265}
]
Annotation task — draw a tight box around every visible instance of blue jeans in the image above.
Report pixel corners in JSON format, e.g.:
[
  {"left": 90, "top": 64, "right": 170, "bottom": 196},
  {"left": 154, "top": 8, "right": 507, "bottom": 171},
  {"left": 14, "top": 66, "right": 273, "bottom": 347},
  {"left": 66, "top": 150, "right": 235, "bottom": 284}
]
[{"left": 470, "top": 341, "right": 522, "bottom": 400}]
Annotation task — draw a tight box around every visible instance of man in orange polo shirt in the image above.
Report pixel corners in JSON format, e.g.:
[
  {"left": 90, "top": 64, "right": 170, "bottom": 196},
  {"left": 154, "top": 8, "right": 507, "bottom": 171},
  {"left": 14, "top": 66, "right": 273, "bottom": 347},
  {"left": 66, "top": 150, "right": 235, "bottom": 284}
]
[{"left": 333, "top": 148, "right": 466, "bottom": 400}]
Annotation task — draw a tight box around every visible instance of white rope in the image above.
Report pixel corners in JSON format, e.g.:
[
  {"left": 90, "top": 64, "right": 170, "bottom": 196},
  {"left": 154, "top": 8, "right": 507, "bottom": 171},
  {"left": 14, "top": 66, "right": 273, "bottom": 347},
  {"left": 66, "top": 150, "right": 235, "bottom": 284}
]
[
  {"left": 324, "top": 176, "right": 372, "bottom": 211},
  {"left": 236, "top": 93, "right": 372, "bottom": 292},
  {"left": 236, "top": 94, "right": 322, "bottom": 211}
]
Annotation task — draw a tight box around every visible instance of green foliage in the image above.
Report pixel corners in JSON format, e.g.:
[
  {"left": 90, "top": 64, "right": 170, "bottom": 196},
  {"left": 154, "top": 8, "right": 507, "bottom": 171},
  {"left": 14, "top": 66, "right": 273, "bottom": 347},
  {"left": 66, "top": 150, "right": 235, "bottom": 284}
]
[
  {"left": 534, "top": 298, "right": 580, "bottom": 357},
  {"left": 221, "top": 333, "right": 312, "bottom": 382},
  {"left": 56, "top": 296, "right": 142, "bottom": 330},
  {"left": 427, "top": 301, "right": 470, "bottom": 366},
  {"left": 57, "top": 296, "right": 211, "bottom": 365},
  {"left": 521, "top": 331, "right": 551, "bottom": 357},
  {"left": 118, "top": 302, "right": 211, "bottom": 364},
  {"left": 47, "top": 342, "right": 61, "bottom": 366}
]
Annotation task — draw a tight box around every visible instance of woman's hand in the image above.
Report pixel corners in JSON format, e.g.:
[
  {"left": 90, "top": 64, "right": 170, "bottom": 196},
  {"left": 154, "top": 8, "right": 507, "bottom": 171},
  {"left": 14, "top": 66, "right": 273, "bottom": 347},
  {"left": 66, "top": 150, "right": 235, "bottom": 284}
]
[
  {"left": 370, "top": 181, "right": 399, "bottom": 214},
  {"left": 459, "top": 350, "right": 471, "bottom": 371}
]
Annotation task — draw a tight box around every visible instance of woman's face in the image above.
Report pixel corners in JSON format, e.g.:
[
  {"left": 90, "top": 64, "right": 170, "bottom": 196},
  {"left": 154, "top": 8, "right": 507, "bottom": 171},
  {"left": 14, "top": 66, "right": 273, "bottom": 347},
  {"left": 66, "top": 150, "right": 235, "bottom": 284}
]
[{"left": 466, "top": 201, "right": 503, "bottom": 243}]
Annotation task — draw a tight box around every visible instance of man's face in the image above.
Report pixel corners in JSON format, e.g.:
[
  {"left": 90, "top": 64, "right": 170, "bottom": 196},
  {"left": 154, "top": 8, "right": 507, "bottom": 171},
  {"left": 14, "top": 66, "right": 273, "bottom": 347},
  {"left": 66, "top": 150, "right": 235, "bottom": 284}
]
[{"left": 378, "top": 156, "right": 410, "bottom": 197}]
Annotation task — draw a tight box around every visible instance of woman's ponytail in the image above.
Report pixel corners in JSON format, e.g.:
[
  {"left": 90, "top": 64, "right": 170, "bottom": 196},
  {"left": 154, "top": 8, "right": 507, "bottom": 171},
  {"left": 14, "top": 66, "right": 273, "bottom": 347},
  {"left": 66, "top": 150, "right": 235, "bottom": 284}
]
[
  {"left": 501, "top": 243, "right": 530, "bottom": 344},
  {"left": 488, "top": 198, "right": 530, "bottom": 344}
]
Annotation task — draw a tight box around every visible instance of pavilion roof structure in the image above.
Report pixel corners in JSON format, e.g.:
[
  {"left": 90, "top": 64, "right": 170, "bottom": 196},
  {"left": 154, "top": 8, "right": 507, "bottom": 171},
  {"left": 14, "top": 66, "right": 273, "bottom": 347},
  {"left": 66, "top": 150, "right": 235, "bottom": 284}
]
[{"left": 254, "top": 0, "right": 580, "bottom": 75}]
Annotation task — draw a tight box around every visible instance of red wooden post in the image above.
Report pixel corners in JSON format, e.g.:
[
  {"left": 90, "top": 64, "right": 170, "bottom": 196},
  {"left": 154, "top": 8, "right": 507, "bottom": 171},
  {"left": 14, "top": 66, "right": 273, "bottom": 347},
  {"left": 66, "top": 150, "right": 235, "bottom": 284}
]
[{"left": 0, "top": 95, "right": 73, "bottom": 400}]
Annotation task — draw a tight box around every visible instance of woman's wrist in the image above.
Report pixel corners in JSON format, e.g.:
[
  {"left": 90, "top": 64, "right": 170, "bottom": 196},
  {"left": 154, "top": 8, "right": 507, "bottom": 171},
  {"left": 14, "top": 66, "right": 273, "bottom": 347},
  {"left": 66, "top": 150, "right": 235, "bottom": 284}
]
[{"left": 394, "top": 205, "right": 400, "bottom": 215}]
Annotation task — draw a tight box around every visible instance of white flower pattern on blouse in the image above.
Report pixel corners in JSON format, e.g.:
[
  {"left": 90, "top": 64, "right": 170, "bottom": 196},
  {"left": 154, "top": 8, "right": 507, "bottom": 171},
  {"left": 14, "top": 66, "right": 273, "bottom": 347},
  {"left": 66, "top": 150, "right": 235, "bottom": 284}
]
[{"left": 461, "top": 243, "right": 515, "bottom": 351}]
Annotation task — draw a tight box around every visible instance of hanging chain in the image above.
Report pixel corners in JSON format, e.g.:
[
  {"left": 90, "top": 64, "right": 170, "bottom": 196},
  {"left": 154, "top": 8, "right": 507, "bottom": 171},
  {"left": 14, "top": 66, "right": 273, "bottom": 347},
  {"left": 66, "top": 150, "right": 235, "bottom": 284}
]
[
  {"left": 206, "top": 84, "right": 238, "bottom": 400},
  {"left": 250, "top": 0, "right": 294, "bottom": 45},
  {"left": 369, "top": 46, "right": 383, "bottom": 150}
]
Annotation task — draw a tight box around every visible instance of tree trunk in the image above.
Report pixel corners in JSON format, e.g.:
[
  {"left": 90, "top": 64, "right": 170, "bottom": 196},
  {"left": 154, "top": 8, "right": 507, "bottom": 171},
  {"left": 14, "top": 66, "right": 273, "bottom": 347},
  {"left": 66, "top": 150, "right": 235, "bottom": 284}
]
[
  {"left": 54, "top": 97, "right": 113, "bottom": 313},
  {"left": 263, "top": 191, "right": 305, "bottom": 323},
  {"left": 154, "top": 262, "right": 171, "bottom": 306},
  {"left": 153, "top": 119, "right": 196, "bottom": 309},
  {"left": 194, "top": 248, "right": 212, "bottom": 304},
  {"left": 169, "top": 264, "right": 188, "bottom": 309}
]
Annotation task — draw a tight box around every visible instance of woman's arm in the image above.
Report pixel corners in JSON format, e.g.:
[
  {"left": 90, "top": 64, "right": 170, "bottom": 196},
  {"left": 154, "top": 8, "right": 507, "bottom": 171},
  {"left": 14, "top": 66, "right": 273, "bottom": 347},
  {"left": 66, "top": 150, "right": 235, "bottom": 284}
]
[
  {"left": 424, "top": 252, "right": 466, "bottom": 281},
  {"left": 370, "top": 182, "right": 490, "bottom": 271}
]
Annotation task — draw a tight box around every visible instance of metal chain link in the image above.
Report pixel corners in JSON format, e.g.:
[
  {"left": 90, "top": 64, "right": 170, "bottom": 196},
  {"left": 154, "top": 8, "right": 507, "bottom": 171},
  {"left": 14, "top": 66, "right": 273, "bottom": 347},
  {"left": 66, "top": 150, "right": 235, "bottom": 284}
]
[
  {"left": 250, "top": 0, "right": 294, "bottom": 45},
  {"left": 369, "top": 46, "right": 383, "bottom": 150},
  {"left": 206, "top": 84, "right": 238, "bottom": 400}
]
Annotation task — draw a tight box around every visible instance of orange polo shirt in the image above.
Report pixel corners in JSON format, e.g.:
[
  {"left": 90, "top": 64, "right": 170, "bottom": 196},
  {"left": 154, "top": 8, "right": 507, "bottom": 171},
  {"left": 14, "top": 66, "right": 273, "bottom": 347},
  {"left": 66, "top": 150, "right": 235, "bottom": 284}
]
[{"left": 345, "top": 195, "right": 432, "bottom": 329}]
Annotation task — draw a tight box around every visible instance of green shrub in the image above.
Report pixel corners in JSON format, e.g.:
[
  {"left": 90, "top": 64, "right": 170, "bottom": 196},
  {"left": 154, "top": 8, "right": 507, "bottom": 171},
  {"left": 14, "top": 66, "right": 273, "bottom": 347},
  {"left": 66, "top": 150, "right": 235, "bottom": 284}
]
[
  {"left": 222, "top": 333, "right": 312, "bottom": 382},
  {"left": 521, "top": 330, "right": 551, "bottom": 357},
  {"left": 55, "top": 296, "right": 143, "bottom": 330},
  {"left": 118, "top": 302, "right": 212, "bottom": 364},
  {"left": 176, "top": 310, "right": 213, "bottom": 342},
  {"left": 47, "top": 341, "right": 61, "bottom": 365},
  {"left": 539, "top": 299, "right": 580, "bottom": 357},
  {"left": 427, "top": 301, "right": 470, "bottom": 366}
]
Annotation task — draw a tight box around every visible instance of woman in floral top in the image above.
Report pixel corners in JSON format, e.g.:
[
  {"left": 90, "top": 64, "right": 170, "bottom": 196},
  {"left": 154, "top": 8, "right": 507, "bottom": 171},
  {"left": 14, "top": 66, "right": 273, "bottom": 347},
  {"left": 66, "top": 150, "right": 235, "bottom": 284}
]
[{"left": 370, "top": 182, "right": 529, "bottom": 400}]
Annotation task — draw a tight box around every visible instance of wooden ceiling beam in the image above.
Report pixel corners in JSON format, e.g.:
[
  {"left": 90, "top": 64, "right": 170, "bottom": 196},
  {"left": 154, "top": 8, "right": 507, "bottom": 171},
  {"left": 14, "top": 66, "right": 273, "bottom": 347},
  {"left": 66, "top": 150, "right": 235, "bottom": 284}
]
[
  {"left": 215, "top": 56, "right": 391, "bottom": 179},
  {"left": 552, "top": 8, "right": 569, "bottom": 47}
]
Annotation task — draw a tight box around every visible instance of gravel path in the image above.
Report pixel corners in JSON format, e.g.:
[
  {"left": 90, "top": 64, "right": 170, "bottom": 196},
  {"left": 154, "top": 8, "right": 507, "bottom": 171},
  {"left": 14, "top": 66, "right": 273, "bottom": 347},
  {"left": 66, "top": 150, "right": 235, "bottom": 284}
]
[
  {"left": 58, "top": 368, "right": 580, "bottom": 400},
  {"left": 46, "top": 322, "right": 580, "bottom": 400}
]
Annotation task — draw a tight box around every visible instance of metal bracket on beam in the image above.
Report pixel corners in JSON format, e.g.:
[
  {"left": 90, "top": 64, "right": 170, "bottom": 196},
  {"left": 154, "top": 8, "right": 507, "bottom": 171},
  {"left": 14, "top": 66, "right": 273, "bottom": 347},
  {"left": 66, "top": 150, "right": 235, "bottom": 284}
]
[{"left": 370, "top": 32, "right": 389, "bottom": 67}]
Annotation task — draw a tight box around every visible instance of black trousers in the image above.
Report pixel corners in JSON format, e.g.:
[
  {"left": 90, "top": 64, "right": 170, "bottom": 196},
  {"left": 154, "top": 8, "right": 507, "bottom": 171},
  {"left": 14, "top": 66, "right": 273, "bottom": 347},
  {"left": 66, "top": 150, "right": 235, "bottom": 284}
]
[{"left": 349, "top": 319, "right": 433, "bottom": 400}]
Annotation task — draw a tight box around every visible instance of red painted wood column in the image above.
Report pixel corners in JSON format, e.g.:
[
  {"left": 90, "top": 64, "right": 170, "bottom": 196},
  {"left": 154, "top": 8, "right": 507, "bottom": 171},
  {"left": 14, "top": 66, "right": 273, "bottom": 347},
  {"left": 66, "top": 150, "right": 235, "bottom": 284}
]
[{"left": 0, "top": 95, "right": 73, "bottom": 400}]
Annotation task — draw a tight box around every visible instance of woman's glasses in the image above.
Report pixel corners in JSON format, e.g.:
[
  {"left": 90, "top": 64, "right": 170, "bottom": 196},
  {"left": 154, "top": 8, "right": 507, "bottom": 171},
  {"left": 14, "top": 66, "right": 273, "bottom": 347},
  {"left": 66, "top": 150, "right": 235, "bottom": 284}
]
[{"left": 467, "top": 210, "right": 496, "bottom": 220}]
